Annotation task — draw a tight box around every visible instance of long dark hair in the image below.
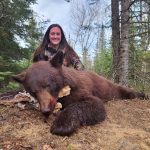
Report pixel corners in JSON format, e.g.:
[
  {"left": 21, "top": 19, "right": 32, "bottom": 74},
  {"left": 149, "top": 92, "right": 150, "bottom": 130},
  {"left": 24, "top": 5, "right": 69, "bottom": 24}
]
[{"left": 33, "top": 24, "right": 69, "bottom": 58}]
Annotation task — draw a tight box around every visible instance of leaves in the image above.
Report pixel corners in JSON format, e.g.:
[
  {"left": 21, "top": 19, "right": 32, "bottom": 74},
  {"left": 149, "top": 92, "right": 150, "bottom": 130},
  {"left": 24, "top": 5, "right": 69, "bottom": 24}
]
[
  {"left": 0, "top": 0, "right": 49, "bottom": 90},
  {"left": 0, "top": 0, "right": 48, "bottom": 66}
]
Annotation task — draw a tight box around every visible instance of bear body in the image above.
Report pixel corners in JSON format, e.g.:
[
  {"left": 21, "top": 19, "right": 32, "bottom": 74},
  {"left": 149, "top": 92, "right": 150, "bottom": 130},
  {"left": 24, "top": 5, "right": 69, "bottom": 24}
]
[{"left": 12, "top": 52, "right": 146, "bottom": 136}]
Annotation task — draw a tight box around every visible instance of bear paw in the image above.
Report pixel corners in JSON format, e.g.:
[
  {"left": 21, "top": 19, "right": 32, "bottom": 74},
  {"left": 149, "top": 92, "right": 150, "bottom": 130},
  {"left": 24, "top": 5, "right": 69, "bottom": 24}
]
[{"left": 50, "top": 109, "right": 80, "bottom": 136}]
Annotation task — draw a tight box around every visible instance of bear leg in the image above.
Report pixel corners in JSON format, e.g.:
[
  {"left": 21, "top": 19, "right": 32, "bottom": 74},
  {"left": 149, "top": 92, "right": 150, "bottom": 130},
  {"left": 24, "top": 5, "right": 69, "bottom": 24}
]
[{"left": 50, "top": 96, "right": 106, "bottom": 136}]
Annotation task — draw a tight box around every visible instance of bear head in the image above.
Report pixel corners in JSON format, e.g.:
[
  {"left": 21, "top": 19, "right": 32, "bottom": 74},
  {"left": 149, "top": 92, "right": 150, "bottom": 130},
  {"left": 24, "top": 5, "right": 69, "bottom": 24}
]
[{"left": 12, "top": 51, "right": 65, "bottom": 117}]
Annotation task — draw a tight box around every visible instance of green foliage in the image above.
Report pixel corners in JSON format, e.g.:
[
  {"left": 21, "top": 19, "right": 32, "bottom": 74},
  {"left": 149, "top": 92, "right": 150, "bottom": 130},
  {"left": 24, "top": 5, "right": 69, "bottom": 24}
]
[
  {"left": 93, "top": 49, "right": 112, "bottom": 77},
  {"left": 127, "top": 1, "right": 150, "bottom": 92},
  {"left": 0, "top": 58, "right": 31, "bottom": 91},
  {"left": 0, "top": 0, "right": 36, "bottom": 36},
  {"left": 0, "top": 82, "right": 20, "bottom": 93},
  {"left": 0, "top": 0, "right": 49, "bottom": 91},
  {"left": 0, "top": 0, "right": 37, "bottom": 60},
  {"left": 129, "top": 46, "right": 150, "bottom": 92},
  {"left": 0, "top": 71, "right": 13, "bottom": 90},
  {"left": 0, "top": 0, "right": 48, "bottom": 63},
  {"left": 0, "top": 59, "right": 30, "bottom": 92}
]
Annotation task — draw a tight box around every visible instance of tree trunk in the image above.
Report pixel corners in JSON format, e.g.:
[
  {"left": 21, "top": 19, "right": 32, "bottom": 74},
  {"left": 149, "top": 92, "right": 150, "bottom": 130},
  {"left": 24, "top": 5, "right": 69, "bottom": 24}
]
[
  {"left": 119, "top": 0, "right": 130, "bottom": 86},
  {"left": 111, "top": 0, "right": 120, "bottom": 83}
]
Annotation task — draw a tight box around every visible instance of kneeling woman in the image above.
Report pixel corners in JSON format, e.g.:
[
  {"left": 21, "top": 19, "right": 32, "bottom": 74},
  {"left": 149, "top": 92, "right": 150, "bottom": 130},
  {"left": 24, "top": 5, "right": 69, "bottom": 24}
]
[{"left": 33, "top": 24, "right": 84, "bottom": 70}]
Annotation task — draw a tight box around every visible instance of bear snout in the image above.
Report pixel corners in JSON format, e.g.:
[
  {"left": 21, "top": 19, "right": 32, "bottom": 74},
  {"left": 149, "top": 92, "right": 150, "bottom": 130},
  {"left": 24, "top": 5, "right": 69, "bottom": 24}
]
[
  {"left": 36, "top": 91, "right": 57, "bottom": 116},
  {"left": 41, "top": 101, "right": 56, "bottom": 117},
  {"left": 42, "top": 108, "right": 52, "bottom": 117}
]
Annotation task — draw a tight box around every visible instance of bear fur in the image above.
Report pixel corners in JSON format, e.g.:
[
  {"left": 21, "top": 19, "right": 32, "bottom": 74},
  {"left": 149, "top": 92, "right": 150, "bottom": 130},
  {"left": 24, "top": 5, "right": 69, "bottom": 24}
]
[{"left": 12, "top": 51, "right": 146, "bottom": 136}]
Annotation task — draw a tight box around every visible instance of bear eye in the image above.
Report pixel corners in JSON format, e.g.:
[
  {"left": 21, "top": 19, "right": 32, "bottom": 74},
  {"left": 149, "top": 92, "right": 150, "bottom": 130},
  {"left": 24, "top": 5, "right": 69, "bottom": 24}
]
[
  {"left": 32, "top": 92, "right": 36, "bottom": 97},
  {"left": 27, "top": 88, "right": 38, "bottom": 98},
  {"left": 28, "top": 91, "right": 37, "bottom": 98},
  {"left": 42, "top": 84, "right": 50, "bottom": 89}
]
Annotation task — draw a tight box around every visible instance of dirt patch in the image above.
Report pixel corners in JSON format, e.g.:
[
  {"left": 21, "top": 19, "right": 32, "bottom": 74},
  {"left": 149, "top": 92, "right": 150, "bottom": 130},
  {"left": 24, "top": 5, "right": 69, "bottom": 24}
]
[{"left": 0, "top": 99, "right": 150, "bottom": 150}]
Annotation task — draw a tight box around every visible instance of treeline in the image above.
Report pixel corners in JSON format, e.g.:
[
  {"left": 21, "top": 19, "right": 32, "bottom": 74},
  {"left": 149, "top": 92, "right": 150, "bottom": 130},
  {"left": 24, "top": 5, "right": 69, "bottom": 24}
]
[
  {"left": 68, "top": 0, "right": 150, "bottom": 92},
  {"left": 0, "top": 0, "right": 150, "bottom": 93},
  {"left": 0, "top": 0, "right": 49, "bottom": 92}
]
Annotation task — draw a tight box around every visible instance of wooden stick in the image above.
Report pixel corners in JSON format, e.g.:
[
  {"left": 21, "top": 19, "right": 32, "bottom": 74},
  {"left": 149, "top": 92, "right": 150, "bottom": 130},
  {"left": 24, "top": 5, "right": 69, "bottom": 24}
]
[{"left": 0, "top": 97, "right": 30, "bottom": 104}]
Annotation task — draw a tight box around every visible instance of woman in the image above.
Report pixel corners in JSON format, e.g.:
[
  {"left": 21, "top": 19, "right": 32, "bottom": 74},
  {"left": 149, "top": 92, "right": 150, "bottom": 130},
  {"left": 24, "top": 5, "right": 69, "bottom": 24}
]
[{"left": 33, "top": 24, "right": 84, "bottom": 70}]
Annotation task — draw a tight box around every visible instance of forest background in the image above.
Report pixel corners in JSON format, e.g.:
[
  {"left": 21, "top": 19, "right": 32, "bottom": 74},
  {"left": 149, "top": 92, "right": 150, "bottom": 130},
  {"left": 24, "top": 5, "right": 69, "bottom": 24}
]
[{"left": 0, "top": 0, "right": 150, "bottom": 94}]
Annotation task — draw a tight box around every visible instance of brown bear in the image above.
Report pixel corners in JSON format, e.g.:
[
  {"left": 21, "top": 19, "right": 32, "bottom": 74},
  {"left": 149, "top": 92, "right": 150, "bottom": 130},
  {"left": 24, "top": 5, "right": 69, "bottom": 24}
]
[{"left": 12, "top": 51, "right": 146, "bottom": 136}]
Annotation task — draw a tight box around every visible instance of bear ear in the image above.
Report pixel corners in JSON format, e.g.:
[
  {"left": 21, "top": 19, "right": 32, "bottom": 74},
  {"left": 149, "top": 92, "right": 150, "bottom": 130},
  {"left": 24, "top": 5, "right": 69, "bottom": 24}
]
[
  {"left": 50, "top": 51, "right": 64, "bottom": 68},
  {"left": 12, "top": 72, "right": 26, "bottom": 83}
]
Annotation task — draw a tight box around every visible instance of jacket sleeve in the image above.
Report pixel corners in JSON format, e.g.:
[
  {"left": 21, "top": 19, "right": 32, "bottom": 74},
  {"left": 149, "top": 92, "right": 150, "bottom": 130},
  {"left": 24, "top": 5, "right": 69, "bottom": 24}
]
[
  {"left": 66, "top": 48, "right": 85, "bottom": 70},
  {"left": 64, "top": 46, "right": 85, "bottom": 70}
]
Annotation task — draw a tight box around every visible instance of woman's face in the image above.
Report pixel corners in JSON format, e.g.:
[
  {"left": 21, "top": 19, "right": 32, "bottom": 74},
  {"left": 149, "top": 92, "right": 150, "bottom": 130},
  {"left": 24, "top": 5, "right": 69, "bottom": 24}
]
[{"left": 49, "top": 27, "right": 62, "bottom": 48}]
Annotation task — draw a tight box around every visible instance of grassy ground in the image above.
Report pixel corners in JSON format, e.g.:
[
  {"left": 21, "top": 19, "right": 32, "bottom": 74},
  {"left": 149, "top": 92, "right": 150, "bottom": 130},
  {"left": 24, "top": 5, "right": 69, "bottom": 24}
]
[{"left": 0, "top": 98, "right": 150, "bottom": 150}]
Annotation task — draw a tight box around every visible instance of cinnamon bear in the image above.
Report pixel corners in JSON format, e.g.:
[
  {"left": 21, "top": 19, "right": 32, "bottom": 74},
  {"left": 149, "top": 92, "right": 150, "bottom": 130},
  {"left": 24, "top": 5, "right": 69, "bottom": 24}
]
[{"left": 12, "top": 51, "right": 146, "bottom": 136}]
